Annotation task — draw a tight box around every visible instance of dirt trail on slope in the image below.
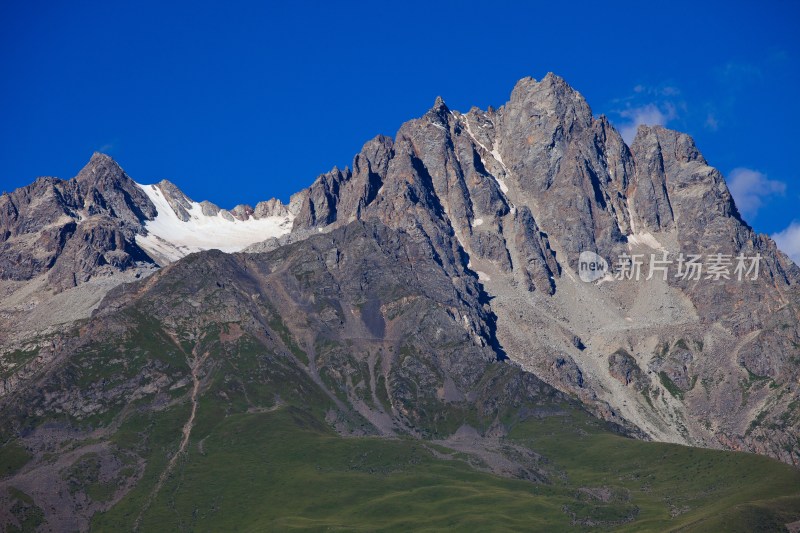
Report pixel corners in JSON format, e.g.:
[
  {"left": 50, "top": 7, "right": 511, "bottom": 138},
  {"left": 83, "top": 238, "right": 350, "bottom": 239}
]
[{"left": 133, "top": 337, "right": 209, "bottom": 531}]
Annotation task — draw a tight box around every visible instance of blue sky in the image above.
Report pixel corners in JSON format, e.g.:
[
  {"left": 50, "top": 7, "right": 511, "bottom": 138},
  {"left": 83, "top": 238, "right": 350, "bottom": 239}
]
[{"left": 1, "top": 1, "right": 798, "bottom": 253}]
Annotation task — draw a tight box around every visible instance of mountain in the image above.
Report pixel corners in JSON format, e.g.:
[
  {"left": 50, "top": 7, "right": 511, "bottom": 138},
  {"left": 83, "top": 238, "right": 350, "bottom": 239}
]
[
  {"left": 0, "top": 154, "right": 295, "bottom": 350},
  {"left": 1, "top": 73, "right": 799, "bottom": 531},
  {"left": 282, "top": 74, "right": 800, "bottom": 464},
  {"left": 0, "top": 153, "right": 155, "bottom": 290}
]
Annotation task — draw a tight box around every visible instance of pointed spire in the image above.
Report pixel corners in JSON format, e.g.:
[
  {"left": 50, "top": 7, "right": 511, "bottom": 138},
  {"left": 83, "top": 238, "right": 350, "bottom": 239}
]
[
  {"left": 426, "top": 95, "right": 451, "bottom": 127},
  {"left": 75, "top": 152, "right": 127, "bottom": 186}
]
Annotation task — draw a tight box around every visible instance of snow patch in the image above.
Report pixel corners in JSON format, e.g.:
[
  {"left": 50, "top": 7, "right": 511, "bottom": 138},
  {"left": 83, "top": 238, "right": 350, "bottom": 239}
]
[
  {"left": 627, "top": 232, "right": 666, "bottom": 251},
  {"left": 494, "top": 176, "right": 509, "bottom": 194},
  {"left": 472, "top": 218, "right": 484, "bottom": 227},
  {"left": 135, "top": 183, "right": 293, "bottom": 263},
  {"left": 461, "top": 114, "right": 511, "bottom": 195},
  {"left": 462, "top": 115, "right": 491, "bottom": 153},
  {"left": 489, "top": 142, "right": 511, "bottom": 194}
]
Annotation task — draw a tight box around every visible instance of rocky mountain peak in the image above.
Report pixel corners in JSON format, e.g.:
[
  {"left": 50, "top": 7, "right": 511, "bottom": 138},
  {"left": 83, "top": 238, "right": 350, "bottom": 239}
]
[
  {"left": 71, "top": 153, "right": 157, "bottom": 223},
  {"left": 632, "top": 124, "right": 707, "bottom": 165},
  {"left": 253, "top": 197, "right": 290, "bottom": 219},
  {"left": 153, "top": 179, "right": 194, "bottom": 221},
  {"left": 628, "top": 124, "right": 731, "bottom": 235},
  {"left": 431, "top": 95, "right": 449, "bottom": 114},
  {"left": 422, "top": 96, "right": 451, "bottom": 128},
  {"left": 352, "top": 135, "right": 394, "bottom": 176},
  {"left": 506, "top": 73, "right": 593, "bottom": 126},
  {"left": 75, "top": 152, "right": 127, "bottom": 187},
  {"left": 0, "top": 153, "right": 158, "bottom": 288}
]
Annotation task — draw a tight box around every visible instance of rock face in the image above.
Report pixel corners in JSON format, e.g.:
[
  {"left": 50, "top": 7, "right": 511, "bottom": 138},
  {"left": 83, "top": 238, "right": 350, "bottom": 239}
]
[
  {"left": 0, "top": 153, "right": 156, "bottom": 289},
  {"left": 1, "top": 73, "right": 800, "bottom": 468},
  {"left": 152, "top": 179, "right": 193, "bottom": 222},
  {"left": 608, "top": 349, "right": 647, "bottom": 391},
  {"left": 268, "top": 73, "right": 800, "bottom": 464}
]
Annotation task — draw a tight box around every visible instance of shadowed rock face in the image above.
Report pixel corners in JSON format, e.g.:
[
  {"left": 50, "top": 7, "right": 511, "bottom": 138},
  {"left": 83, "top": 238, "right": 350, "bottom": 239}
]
[
  {"left": 97, "top": 220, "right": 536, "bottom": 421},
  {"left": 0, "top": 153, "right": 157, "bottom": 288},
  {"left": 2, "top": 73, "right": 800, "bottom": 467}
]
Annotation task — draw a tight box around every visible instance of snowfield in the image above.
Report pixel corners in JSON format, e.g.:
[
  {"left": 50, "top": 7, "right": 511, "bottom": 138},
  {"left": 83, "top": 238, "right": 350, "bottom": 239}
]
[{"left": 135, "top": 183, "right": 293, "bottom": 263}]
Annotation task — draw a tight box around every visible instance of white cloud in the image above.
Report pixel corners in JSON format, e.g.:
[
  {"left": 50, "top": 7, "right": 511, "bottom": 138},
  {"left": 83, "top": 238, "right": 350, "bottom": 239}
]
[
  {"left": 716, "top": 61, "right": 762, "bottom": 85},
  {"left": 772, "top": 222, "right": 800, "bottom": 265},
  {"left": 618, "top": 103, "right": 677, "bottom": 145},
  {"left": 632, "top": 84, "right": 680, "bottom": 97},
  {"left": 704, "top": 113, "right": 719, "bottom": 131},
  {"left": 727, "top": 167, "right": 785, "bottom": 219}
]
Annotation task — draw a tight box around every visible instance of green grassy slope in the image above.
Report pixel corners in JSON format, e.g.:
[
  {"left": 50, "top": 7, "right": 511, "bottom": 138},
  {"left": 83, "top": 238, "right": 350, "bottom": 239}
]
[
  {"left": 90, "top": 403, "right": 800, "bottom": 532},
  {"left": 511, "top": 411, "right": 800, "bottom": 532}
]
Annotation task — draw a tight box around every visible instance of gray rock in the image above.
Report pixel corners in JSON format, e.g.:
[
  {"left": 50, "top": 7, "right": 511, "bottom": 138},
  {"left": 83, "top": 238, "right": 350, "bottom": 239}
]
[
  {"left": 199, "top": 200, "right": 221, "bottom": 217},
  {"left": 154, "top": 179, "right": 193, "bottom": 221},
  {"left": 0, "top": 153, "right": 156, "bottom": 287},
  {"left": 254, "top": 198, "right": 289, "bottom": 219},
  {"left": 608, "top": 349, "right": 646, "bottom": 391}
]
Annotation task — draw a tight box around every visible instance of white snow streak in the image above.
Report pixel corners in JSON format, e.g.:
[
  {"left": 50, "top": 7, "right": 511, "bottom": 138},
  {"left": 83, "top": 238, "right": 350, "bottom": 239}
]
[
  {"left": 626, "top": 232, "right": 666, "bottom": 252},
  {"left": 489, "top": 141, "right": 510, "bottom": 194},
  {"left": 461, "top": 115, "right": 511, "bottom": 195}
]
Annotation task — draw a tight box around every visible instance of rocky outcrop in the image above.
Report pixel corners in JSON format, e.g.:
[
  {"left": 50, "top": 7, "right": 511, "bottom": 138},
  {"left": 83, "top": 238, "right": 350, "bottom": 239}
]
[
  {"left": 648, "top": 341, "right": 695, "bottom": 392},
  {"left": 153, "top": 179, "right": 193, "bottom": 221},
  {"left": 254, "top": 198, "right": 290, "bottom": 218},
  {"left": 608, "top": 349, "right": 646, "bottom": 391},
  {"left": 46, "top": 217, "right": 153, "bottom": 292},
  {"left": 0, "top": 153, "right": 156, "bottom": 289},
  {"left": 512, "top": 206, "right": 559, "bottom": 294}
]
